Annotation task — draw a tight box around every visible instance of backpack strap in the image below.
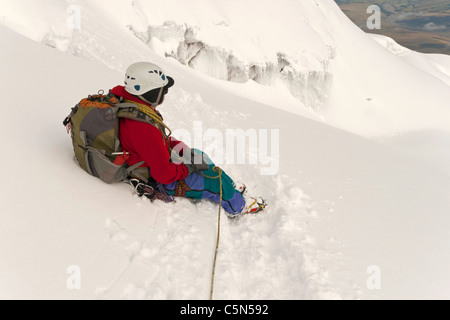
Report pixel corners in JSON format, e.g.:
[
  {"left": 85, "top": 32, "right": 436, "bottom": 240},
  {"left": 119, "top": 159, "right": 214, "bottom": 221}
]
[
  {"left": 126, "top": 161, "right": 146, "bottom": 176},
  {"left": 120, "top": 100, "right": 172, "bottom": 137},
  {"left": 112, "top": 100, "right": 173, "bottom": 183},
  {"left": 116, "top": 102, "right": 172, "bottom": 150}
]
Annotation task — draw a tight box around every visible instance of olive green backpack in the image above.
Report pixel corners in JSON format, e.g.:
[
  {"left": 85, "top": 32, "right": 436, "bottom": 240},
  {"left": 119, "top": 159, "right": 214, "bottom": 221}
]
[{"left": 63, "top": 91, "right": 156, "bottom": 184}]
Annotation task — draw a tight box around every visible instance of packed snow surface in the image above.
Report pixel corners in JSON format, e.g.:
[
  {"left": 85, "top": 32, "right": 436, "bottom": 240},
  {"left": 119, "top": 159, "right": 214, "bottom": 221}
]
[{"left": 1, "top": 0, "right": 450, "bottom": 299}]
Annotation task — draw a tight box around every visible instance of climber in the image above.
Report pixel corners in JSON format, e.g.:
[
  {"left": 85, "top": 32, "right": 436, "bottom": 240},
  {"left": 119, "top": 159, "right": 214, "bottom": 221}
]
[{"left": 109, "top": 62, "right": 266, "bottom": 216}]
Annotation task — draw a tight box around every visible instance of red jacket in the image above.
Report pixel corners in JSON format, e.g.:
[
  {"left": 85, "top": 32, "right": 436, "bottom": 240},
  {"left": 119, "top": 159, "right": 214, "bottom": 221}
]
[{"left": 110, "top": 86, "right": 189, "bottom": 184}]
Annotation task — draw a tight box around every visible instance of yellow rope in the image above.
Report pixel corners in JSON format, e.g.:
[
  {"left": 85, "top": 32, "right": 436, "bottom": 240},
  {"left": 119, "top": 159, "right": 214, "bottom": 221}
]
[
  {"left": 200, "top": 167, "right": 223, "bottom": 300},
  {"left": 124, "top": 100, "right": 172, "bottom": 140}
]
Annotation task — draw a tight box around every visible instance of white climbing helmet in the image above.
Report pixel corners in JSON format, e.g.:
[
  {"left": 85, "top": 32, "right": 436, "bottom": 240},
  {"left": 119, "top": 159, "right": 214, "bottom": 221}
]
[{"left": 124, "top": 62, "right": 173, "bottom": 95}]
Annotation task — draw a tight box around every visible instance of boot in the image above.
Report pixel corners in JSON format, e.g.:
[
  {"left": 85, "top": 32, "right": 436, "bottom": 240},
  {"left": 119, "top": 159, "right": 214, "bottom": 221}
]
[{"left": 241, "top": 196, "right": 267, "bottom": 215}]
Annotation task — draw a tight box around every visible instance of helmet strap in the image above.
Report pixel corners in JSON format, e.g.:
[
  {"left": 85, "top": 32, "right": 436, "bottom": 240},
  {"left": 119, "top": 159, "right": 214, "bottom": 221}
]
[
  {"left": 154, "top": 87, "right": 164, "bottom": 106},
  {"left": 138, "top": 94, "right": 153, "bottom": 106}
]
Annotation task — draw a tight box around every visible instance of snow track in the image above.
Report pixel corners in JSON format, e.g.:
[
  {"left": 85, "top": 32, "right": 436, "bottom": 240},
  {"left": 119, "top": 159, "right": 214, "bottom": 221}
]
[
  {"left": 79, "top": 175, "right": 335, "bottom": 300},
  {"left": 215, "top": 176, "right": 337, "bottom": 300}
]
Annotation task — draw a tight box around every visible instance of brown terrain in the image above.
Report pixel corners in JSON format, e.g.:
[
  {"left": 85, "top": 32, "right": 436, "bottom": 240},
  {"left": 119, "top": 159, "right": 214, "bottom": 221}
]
[{"left": 335, "top": 0, "right": 450, "bottom": 55}]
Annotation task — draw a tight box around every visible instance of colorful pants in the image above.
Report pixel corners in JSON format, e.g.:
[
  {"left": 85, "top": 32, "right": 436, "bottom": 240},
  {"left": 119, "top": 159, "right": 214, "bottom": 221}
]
[{"left": 163, "top": 155, "right": 245, "bottom": 216}]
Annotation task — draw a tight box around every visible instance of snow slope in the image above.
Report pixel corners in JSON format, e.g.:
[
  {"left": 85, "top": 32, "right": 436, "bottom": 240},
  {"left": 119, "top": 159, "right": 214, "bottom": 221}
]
[
  {"left": 2, "top": 23, "right": 450, "bottom": 300},
  {"left": 1, "top": 0, "right": 450, "bottom": 300}
]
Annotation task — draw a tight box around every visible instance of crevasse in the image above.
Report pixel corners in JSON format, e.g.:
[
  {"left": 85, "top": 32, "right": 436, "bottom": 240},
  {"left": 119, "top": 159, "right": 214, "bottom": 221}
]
[{"left": 128, "top": 21, "right": 335, "bottom": 111}]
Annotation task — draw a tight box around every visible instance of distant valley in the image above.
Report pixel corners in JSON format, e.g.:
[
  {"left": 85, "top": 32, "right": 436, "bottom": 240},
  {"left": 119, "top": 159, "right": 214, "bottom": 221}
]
[{"left": 335, "top": 0, "right": 450, "bottom": 55}]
